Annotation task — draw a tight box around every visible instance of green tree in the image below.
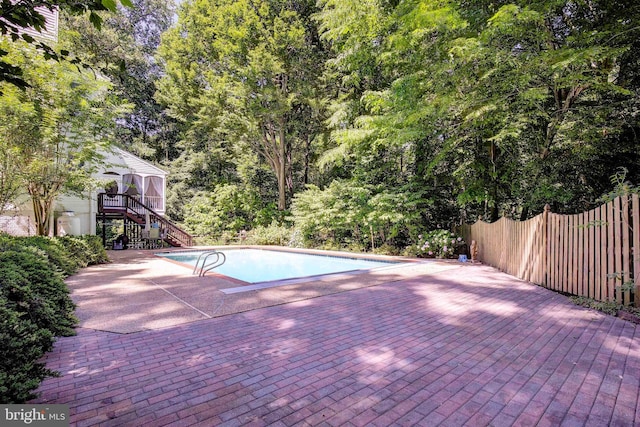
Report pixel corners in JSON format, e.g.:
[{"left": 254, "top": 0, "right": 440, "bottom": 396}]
[
  {"left": 157, "top": 0, "right": 325, "bottom": 211},
  {"left": 0, "top": 106, "right": 31, "bottom": 216},
  {"left": 181, "top": 184, "right": 259, "bottom": 240},
  {"left": 61, "top": 0, "right": 180, "bottom": 161},
  {"left": 446, "top": 1, "right": 639, "bottom": 218},
  {"left": 289, "top": 181, "right": 372, "bottom": 248},
  {"left": 0, "top": 40, "right": 126, "bottom": 235},
  {"left": 315, "top": 0, "right": 467, "bottom": 230},
  {"left": 316, "top": 0, "right": 640, "bottom": 229}
]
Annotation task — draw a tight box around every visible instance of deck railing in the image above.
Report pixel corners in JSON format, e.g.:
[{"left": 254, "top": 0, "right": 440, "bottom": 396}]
[{"left": 144, "top": 195, "right": 163, "bottom": 212}]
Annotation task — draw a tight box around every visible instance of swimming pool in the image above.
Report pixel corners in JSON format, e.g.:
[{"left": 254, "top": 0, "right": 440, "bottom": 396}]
[{"left": 156, "top": 248, "right": 398, "bottom": 284}]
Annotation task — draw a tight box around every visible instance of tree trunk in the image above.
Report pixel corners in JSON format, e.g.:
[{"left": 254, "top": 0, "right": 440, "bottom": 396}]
[
  {"left": 277, "top": 124, "right": 287, "bottom": 211},
  {"left": 304, "top": 134, "right": 311, "bottom": 185},
  {"left": 28, "top": 179, "right": 60, "bottom": 236},
  {"left": 259, "top": 121, "right": 288, "bottom": 211},
  {"left": 31, "top": 195, "right": 54, "bottom": 236},
  {"left": 489, "top": 140, "right": 499, "bottom": 222}
]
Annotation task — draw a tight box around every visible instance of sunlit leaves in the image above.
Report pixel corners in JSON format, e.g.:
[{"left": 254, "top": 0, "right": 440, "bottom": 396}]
[
  {"left": 314, "top": 0, "right": 639, "bottom": 226},
  {"left": 101, "top": 0, "right": 118, "bottom": 11},
  {"left": 0, "top": 0, "right": 133, "bottom": 89},
  {"left": 0, "top": 40, "right": 127, "bottom": 234}
]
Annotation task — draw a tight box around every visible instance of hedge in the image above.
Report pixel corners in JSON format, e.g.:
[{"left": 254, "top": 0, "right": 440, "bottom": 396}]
[{"left": 0, "top": 233, "right": 108, "bottom": 403}]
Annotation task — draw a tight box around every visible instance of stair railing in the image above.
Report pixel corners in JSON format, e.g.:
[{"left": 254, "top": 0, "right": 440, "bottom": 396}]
[{"left": 98, "top": 193, "right": 193, "bottom": 247}]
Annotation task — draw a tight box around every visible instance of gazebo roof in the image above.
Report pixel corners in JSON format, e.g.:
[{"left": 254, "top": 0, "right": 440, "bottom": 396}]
[{"left": 109, "top": 147, "right": 168, "bottom": 177}]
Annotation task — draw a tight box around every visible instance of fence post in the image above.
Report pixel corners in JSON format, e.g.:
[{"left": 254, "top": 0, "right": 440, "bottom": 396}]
[
  {"left": 632, "top": 193, "right": 639, "bottom": 307},
  {"left": 542, "top": 204, "right": 550, "bottom": 287},
  {"left": 622, "top": 195, "right": 631, "bottom": 305}
]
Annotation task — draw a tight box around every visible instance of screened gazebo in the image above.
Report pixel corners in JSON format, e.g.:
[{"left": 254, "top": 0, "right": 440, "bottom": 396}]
[
  {"left": 94, "top": 147, "right": 192, "bottom": 248},
  {"left": 99, "top": 147, "right": 168, "bottom": 214},
  {"left": 122, "top": 173, "right": 165, "bottom": 212}
]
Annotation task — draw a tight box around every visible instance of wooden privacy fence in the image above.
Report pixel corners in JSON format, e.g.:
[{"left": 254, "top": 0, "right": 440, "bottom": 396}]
[{"left": 459, "top": 194, "right": 640, "bottom": 306}]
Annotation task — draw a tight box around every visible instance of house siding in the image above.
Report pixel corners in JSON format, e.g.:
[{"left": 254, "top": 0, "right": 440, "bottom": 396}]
[
  {"left": 0, "top": 214, "right": 35, "bottom": 236},
  {"left": 56, "top": 193, "right": 95, "bottom": 235},
  {"left": 10, "top": 5, "right": 59, "bottom": 42}
]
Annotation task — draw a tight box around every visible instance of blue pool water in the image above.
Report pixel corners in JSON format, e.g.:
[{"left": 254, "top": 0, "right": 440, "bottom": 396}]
[{"left": 156, "top": 248, "right": 397, "bottom": 283}]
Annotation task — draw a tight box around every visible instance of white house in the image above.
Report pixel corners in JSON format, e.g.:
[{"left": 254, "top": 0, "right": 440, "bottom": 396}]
[
  {"left": 0, "top": 147, "right": 192, "bottom": 247},
  {"left": 18, "top": 4, "right": 59, "bottom": 43},
  {"left": 0, "top": 147, "right": 167, "bottom": 236}
]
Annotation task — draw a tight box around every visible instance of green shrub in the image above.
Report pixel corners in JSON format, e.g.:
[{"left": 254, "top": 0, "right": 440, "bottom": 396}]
[
  {"left": 56, "top": 236, "right": 91, "bottom": 268},
  {"left": 246, "top": 222, "right": 291, "bottom": 246},
  {"left": 290, "top": 181, "right": 426, "bottom": 252},
  {"left": 66, "top": 235, "right": 109, "bottom": 265},
  {"left": 373, "top": 244, "right": 402, "bottom": 256},
  {"left": 0, "top": 233, "right": 108, "bottom": 403},
  {"left": 290, "top": 182, "right": 371, "bottom": 248},
  {"left": 569, "top": 296, "right": 622, "bottom": 316},
  {"left": 20, "top": 236, "right": 80, "bottom": 276},
  {"left": 0, "top": 233, "right": 109, "bottom": 270},
  {"left": 0, "top": 302, "right": 55, "bottom": 403},
  {"left": 182, "top": 185, "right": 255, "bottom": 238},
  {"left": 81, "top": 235, "right": 109, "bottom": 264},
  {"left": 0, "top": 250, "right": 77, "bottom": 336}
]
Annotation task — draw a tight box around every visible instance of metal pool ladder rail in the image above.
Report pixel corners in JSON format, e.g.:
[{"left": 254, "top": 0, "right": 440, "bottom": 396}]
[{"left": 192, "top": 250, "right": 226, "bottom": 277}]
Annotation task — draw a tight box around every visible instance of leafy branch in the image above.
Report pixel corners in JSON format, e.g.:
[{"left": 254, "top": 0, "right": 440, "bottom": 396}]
[{"left": 0, "top": 0, "right": 133, "bottom": 90}]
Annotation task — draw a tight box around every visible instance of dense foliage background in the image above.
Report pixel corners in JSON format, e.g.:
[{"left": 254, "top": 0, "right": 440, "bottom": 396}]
[
  {"left": 1, "top": 0, "right": 637, "bottom": 403},
  {"left": 157, "top": 0, "right": 640, "bottom": 251},
  {"left": 8, "top": 0, "right": 640, "bottom": 251}
]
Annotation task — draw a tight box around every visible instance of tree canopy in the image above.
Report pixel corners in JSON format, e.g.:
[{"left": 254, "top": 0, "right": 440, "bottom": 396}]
[
  {"left": 0, "top": 38, "right": 127, "bottom": 235},
  {"left": 150, "top": 0, "right": 640, "bottom": 248},
  {"left": 61, "top": 0, "right": 178, "bottom": 158},
  {"left": 2, "top": 0, "right": 638, "bottom": 249},
  {"left": 157, "top": 0, "right": 326, "bottom": 212}
]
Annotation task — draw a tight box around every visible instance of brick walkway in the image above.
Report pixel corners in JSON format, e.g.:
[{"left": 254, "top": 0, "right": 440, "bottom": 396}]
[{"left": 34, "top": 262, "right": 640, "bottom": 426}]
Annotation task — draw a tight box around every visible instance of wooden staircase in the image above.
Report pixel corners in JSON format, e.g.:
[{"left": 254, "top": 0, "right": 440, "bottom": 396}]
[{"left": 98, "top": 193, "right": 193, "bottom": 248}]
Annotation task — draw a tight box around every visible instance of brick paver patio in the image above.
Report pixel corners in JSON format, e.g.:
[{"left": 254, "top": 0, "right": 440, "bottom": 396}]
[{"left": 33, "top": 252, "right": 640, "bottom": 426}]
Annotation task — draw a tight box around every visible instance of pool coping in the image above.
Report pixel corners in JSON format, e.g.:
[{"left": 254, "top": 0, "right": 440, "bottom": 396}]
[{"left": 154, "top": 244, "right": 420, "bottom": 262}]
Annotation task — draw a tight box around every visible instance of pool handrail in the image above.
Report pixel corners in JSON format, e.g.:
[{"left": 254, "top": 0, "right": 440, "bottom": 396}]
[
  {"left": 199, "top": 251, "right": 226, "bottom": 277},
  {"left": 192, "top": 251, "right": 215, "bottom": 275},
  {"left": 192, "top": 250, "right": 226, "bottom": 277}
]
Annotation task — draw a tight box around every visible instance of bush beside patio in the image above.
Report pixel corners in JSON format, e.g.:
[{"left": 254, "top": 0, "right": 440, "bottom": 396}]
[{"left": 0, "top": 233, "right": 108, "bottom": 403}]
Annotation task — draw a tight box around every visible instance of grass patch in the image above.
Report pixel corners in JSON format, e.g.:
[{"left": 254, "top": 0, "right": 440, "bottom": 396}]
[{"left": 570, "top": 296, "right": 640, "bottom": 319}]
